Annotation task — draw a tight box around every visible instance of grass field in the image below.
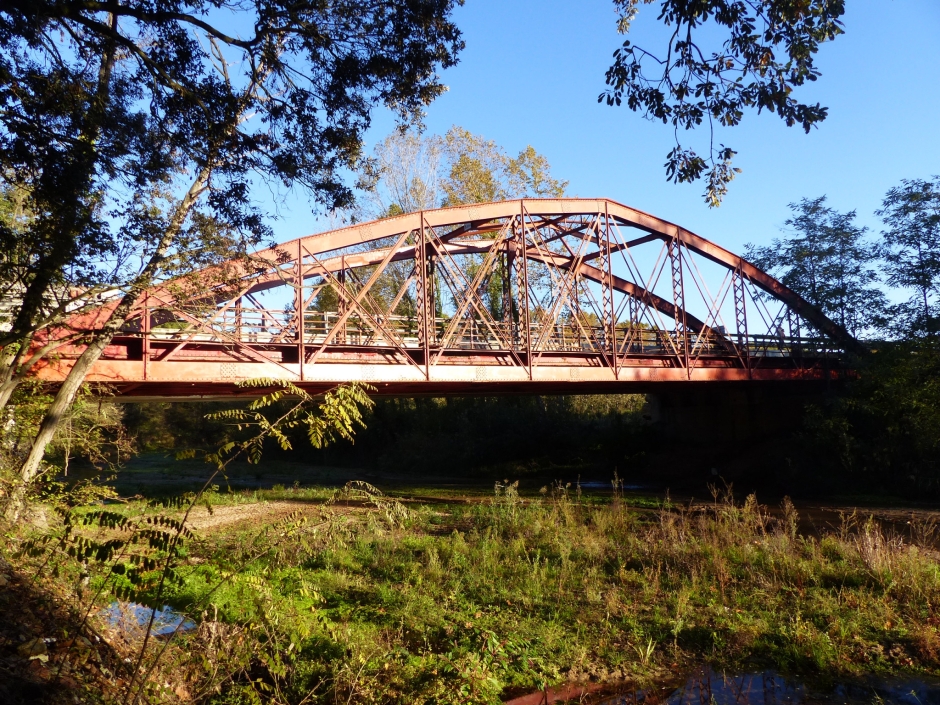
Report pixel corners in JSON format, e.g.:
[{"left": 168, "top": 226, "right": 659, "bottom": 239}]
[
  {"left": 62, "top": 477, "right": 930, "bottom": 704},
  {"left": 7, "top": 470, "right": 940, "bottom": 705}
]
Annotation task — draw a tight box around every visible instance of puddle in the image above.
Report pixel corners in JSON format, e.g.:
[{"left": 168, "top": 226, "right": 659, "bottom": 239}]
[
  {"left": 506, "top": 666, "right": 940, "bottom": 705},
  {"left": 596, "top": 665, "right": 940, "bottom": 705},
  {"left": 102, "top": 601, "right": 195, "bottom": 638}
]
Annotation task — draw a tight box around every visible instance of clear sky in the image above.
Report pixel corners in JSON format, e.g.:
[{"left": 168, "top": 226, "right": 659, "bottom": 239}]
[{"left": 278, "top": 0, "right": 940, "bottom": 257}]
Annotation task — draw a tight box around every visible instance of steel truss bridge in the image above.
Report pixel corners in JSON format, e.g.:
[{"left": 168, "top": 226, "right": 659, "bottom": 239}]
[{"left": 35, "top": 199, "right": 860, "bottom": 399}]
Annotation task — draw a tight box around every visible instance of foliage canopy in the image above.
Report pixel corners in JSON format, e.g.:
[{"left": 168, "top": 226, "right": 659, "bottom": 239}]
[
  {"left": 746, "top": 196, "right": 885, "bottom": 338},
  {"left": 603, "top": 0, "right": 846, "bottom": 206},
  {"left": 0, "top": 0, "right": 464, "bottom": 348}
]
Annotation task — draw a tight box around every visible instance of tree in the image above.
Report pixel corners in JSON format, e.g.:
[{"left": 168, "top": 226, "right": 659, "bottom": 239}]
[
  {"left": 358, "top": 125, "right": 567, "bottom": 218},
  {"left": 0, "top": 5, "right": 142, "bottom": 372},
  {"left": 876, "top": 177, "right": 940, "bottom": 339},
  {"left": 602, "top": 0, "right": 846, "bottom": 206},
  {"left": 793, "top": 179, "right": 940, "bottom": 495},
  {"left": 356, "top": 126, "right": 567, "bottom": 321},
  {"left": 360, "top": 130, "right": 446, "bottom": 216},
  {"left": 441, "top": 127, "right": 567, "bottom": 206},
  {"left": 0, "top": 0, "right": 464, "bottom": 405},
  {"left": 438, "top": 128, "right": 566, "bottom": 319},
  {"left": 0, "top": 0, "right": 464, "bottom": 517},
  {"left": 746, "top": 196, "right": 885, "bottom": 338}
]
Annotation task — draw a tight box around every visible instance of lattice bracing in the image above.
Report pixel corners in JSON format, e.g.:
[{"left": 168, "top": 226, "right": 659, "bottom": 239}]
[{"left": 32, "top": 199, "right": 860, "bottom": 398}]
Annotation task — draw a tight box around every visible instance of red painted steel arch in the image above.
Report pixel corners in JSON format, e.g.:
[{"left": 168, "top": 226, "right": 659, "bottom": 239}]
[
  {"left": 33, "top": 198, "right": 858, "bottom": 398},
  {"left": 146, "top": 197, "right": 859, "bottom": 350}
]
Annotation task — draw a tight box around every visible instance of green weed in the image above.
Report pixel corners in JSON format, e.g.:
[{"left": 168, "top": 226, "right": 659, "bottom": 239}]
[
  {"left": 134, "top": 487, "right": 940, "bottom": 703},
  {"left": 10, "top": 482, "right": 940, "bottom": 704}
]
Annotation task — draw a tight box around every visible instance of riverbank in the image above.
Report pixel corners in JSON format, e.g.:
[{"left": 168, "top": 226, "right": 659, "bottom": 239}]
[{"left": 4, "top": 482, "right": 940, "bottom": 704}]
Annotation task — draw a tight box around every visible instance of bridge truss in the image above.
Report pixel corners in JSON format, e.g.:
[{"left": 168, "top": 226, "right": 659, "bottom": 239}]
[{"left": 36, "top": 199, "right": 859, "bottom": 398}]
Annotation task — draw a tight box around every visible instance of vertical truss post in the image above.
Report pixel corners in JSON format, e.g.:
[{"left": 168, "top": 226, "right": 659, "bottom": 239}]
[
  {"left": 668, "top": 238, "right": 690, "bottom": 375},
  {"left": 417, "top": 214, "right": 431, "bottom": 379},
  {"left": 601, "top": 203, "right": 618, "bottom": 378},
  {"left": 519, "top": 200, "right": 532, "bottom": 380},
  {"left": 573, "top": 277, "right": 582, "bottom": 351},
  {"left": 429, "top": 254, "right": 437, "bottom": 345},
  {"left": 142, "top": 292, "right": 150, "bottom": 381},
  {"left": 733, "top": 266, "right": 750, "bottom": 376},
  {"left": 625, "top": 295, "right": 638, "bottom": 354},
  {"left": 337, "top": 256, "right": 347, "bottom": 345},
  {"left": 502, "top": 242, "right": 513, "bottom": 341},
  {"left": 787, "top": 307, "right": 802, "bottom": 367},
  {"left": 296, "top": 240, "right": 304, "bottom": 380}
]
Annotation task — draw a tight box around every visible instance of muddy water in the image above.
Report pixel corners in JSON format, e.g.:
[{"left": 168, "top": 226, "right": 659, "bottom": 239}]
[{"left": 596, "top": 665, "right": 940, "bottom": 705}]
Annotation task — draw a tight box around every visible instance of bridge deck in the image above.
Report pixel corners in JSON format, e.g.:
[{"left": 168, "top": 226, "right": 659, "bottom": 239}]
[{"left": 34, "top": 328, "right": 846, "bottom": 400}]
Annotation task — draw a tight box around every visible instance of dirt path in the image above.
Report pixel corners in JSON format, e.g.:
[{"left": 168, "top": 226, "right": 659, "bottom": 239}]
[
  {"left": 180, "top": 494, "right": 940, "bottom": 543},
  {"left": 183, "top": 500, "right": 330, "bottom": 532}
]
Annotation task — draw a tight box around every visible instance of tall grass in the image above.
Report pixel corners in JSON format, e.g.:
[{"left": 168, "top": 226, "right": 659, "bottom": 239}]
[
  {"left": 9, "top": 484, "right": 940, "bottom": 704},
  {"left": 129, "top": 485, "right": 939, "bottom": 704}
]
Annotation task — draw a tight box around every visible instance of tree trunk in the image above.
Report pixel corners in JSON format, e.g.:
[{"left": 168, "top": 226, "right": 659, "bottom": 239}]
[
  {"left": 0, "top": 340, "right": 28, "bottom": 410},
  {"left": 3, "top": 166, "right": 209, "bottom": 522},
  {"left": 5, "top": 330, "right": 115, "bottom": 519},
  {"left": 0, "top": 13, "right": 118, "bottom": 413}
]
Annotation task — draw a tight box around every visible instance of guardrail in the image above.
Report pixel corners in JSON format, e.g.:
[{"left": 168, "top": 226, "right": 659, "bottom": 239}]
[{"left": 131, "top": 308, "right": 845, "bottom": 360}]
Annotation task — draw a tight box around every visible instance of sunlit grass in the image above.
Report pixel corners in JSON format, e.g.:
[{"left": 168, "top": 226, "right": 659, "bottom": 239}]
[{"left": 126, "top": 484, "right": 940, "bottom": 704}]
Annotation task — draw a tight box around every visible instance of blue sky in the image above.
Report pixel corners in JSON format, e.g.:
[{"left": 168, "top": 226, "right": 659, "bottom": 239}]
[{"left": 280, "top": 0, "right": 940, "bottom": 257}]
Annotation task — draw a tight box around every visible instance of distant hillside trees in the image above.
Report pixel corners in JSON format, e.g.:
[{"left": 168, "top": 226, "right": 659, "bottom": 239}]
[
  {"left": 749, "top": 176, "right": 940, "bottom": 495},
  {"left": 877, "top": 178, "right": 940, "bottom": 339}
]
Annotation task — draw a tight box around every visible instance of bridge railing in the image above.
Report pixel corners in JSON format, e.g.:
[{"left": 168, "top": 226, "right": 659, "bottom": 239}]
[{"left": 131, "top": 307, "right": 846, "bottom": 361}]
